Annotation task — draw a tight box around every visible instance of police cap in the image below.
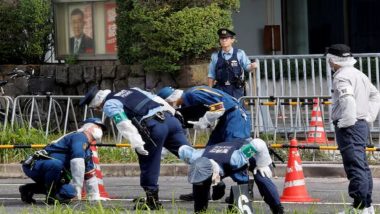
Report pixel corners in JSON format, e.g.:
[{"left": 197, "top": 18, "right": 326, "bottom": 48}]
[
  {"left": 325, "top": 44, "right": 352, "bottom": 57},
  {"left": 188, "top": 157, "right": 213, "bottom": 184},
  {"left": 217, "top": 28, "right": 236, "bottom": 38},
  {"left": 83, "top": 117, "right": 107, "bottom": 131},
  {"left": 157, "top": 86, "right": 175, "bottom": 100},
  {"left": 79, "top": 86, "right": 98, "bottom": 107}
]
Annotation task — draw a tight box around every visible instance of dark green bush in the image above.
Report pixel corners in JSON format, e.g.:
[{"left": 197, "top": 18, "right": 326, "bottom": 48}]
[
  {"left": 0, "top": 0, "right": 52, "bottom": 64},
  {"left": 116, "top": 0, "right": 239, "bottom": 74}
]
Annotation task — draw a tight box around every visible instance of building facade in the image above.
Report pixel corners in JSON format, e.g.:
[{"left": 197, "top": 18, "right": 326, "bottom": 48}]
[{"left": 233, "top": 0, "right": 380, "bottom": 56}]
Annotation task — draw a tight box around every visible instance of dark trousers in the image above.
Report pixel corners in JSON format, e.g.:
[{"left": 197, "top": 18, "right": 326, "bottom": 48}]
[
  {"left": 247, "top": 158, "right": 282, "bottom": 209},
  {"left": 22, "top": 159, "right": 76, "bottom": 199},
  {"left": 254, "top": 171, "right": 281, "bottom": 208},
  {"left": 138, "top": 112, "right": 190, "bottom": 191},
  {"left": 214, "top": 84, "right": 244, "bottom": 99},
  {"left": 193, "top": 178, "right": 212, "bottom": 213},
  {"left": 335, "top": 120, "right": 373, "bottom": 208}
]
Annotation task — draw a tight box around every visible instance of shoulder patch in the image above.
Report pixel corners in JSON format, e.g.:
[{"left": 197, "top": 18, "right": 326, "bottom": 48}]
[{"left": 337, "top": 87, "right": 354, "bottom": 96}]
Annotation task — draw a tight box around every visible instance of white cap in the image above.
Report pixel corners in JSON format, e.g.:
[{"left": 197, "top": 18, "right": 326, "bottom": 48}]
[{"left": 326, "top": 53, "right": 357, "bottom": 67}]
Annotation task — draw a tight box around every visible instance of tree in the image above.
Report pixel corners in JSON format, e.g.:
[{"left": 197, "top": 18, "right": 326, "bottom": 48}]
[
  {"left": 0, "top": 0, "right": 53, "bottom": 64},
  {"left": 116, "top": 0, "right": 239, "bottom": 74}
]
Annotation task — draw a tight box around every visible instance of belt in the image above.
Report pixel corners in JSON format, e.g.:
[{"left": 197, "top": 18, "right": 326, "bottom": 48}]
[
  {"left": 142, "top": 111, "right": 171, "bottom": 123},
  {"left": 333, "top": 119, "right": 366, "bottom": 126}
]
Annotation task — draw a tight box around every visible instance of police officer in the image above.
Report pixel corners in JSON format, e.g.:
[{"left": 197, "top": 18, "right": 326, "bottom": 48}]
[
  {"left": 19, "top": 118, "right": 106, "bottom": 204},
  {"left": 178, "top": 138, "right": 284, "bottom": 214},
  {"left": 157, "top": 86, "right": 282, "bottom": 209},
  {"left": 327, "top": 44, "right": 380, "bottom": 214},
  {"left": 208, "top": 28, "right": 258, "bottom": 99},
  {"left": 79, "top": 86, "right": 190, "bottom": 209},
  {"left": 157, "top": 85, "right": 251, "bottom": 146}
]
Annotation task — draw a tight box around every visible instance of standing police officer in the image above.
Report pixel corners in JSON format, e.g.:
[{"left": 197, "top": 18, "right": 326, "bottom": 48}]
[
  {"left": 208, "top": 28, "right": 258, "bottom": 99},
  {"left": 327, "top": 44, "right": 380, "bottom": 214},
  {"left": 178, "top": 138, "right": 283, "bottom": 214},
  {"left": 19, "top": 118, "right": 106, "bottom": 204},
  {"left": 79, "top": 86, "right": 190, "bottom": 209}
]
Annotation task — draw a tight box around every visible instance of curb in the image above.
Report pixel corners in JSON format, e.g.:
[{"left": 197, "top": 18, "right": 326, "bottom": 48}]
[{"left": 2, "top": 163, "right": 380, "bottom": 178}]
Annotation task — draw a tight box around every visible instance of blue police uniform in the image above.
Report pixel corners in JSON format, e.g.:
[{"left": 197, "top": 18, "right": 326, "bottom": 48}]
[
  {"left": 22, "top": 132, "right": 94, "bottom": 201},
  {"left": 208, "top": 48, "right": 252, "bottom": 99},
  {"left": 203, "top": 142, "right": 281, "bottom": 209},
  {"left": 181, "top": 86, "right": 251, "bottom": 146},
  {"left": 185, "top": 141, "right": 282, "bottom": 213},
  {"left": 103, "top": 88, "right": 190, "bottom": 192}
]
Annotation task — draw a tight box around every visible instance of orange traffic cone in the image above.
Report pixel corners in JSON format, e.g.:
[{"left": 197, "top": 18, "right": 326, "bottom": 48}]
[
  {"left": 280, "top": 138, "right": 319, "bottom": 202},
  {"left": 82, "top": 141, "right": 110, "bottom": 199},
  {"left": 307, "top": 98, "right": 327, "bottom": 143}
]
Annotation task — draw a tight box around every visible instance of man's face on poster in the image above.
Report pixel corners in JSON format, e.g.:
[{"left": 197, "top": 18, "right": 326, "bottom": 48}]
[{"left": 71, "top": 14, "right": 84, "bottom": 38}]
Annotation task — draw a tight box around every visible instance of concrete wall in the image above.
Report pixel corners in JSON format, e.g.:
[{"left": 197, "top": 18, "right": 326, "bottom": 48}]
[{"left": 0, "top": 62, "right": 209, "bottom": 96}]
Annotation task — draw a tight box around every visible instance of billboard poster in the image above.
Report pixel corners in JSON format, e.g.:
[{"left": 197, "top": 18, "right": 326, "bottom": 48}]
[
  {"left": 105, "top": 2, "right": 117, "bottom": 54},
  {"left": 68, "top": 4, "right": 94, "bottom": 54}
]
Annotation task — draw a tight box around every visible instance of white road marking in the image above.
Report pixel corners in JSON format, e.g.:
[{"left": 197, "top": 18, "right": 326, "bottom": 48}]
[{"left": 1, "top": 197, "right": 379, "bottom": 206}]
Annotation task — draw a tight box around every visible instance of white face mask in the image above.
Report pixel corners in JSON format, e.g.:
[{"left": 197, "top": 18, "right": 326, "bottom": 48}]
[{"left": 92, "top": 127, "right": 103, "bottom": 143}]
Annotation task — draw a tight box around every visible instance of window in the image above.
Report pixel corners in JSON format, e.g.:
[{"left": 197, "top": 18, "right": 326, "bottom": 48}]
[{"left": 53, "top": 0, "right": 117, "bottom": 60}]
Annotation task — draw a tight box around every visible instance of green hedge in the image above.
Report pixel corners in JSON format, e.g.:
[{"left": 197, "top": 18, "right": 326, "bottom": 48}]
[
  {"left": 0, "top": 0, "right": 52, "bottom": 64},
  {"left": 116, "top": 0, "right": 239, "bottom": 74}
]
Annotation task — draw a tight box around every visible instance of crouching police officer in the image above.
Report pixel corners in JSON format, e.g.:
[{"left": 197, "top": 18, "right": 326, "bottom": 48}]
[
  {"left": 157, "top": 85, "right": 251, "bottom": 146},
  {"left": 79, "top": 86, "right": 191, "bottom": 210},
  {"left": 178, "top": 138, "right": 284, "bottom": 214},
  {"left": 19, "top": 118, "right": 106, "bottom": 204}
]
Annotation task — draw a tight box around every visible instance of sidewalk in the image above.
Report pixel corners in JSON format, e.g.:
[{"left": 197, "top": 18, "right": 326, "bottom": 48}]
[{"left": 1, "top": 163, "right": 380, "bottom": 178}]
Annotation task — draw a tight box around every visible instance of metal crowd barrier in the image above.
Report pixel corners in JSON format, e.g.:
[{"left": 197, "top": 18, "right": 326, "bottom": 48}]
[
  {"left": 0, "top": 96, "right": 14, "bottom": 130},
  {"left": 246, "top": 53, "right": 380, "bottom": 145},
  {"left": 248, "top": 53, "right": 380, "bottom": 97},
  {"left": 10, "top": 95, "right": 85, "bottom": 136},
  {"left": 1, "top": 53, "right": 378, "bottom": 143},
  {"left": 8, "top": 95, "right": 120, "bottom": 139},
  {"left": 239, "top": 96, "right": 332, "bottom": 143}
]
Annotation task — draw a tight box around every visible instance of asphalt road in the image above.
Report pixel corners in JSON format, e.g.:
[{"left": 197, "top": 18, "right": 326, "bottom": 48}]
[{"left": 0, "top": 176, "right": 379, "bottom": 214}]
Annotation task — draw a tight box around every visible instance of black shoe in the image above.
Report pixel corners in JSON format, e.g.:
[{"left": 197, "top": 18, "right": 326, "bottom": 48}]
[
  {"left": 46, "top": 195, "right": 71, "bottom": 205},
  {"left": 133, "top": 197, "right": 148, "bottom": 210},
  {"left": 179, "top": 192, "right": 194, "bottom": 201},
  {"left": 19, "top": 184, "right": 36, "bottom": 204},
  {"left": 271, "top": 204, "right": 285, "bottom": 214},
  {"left": 134, "top": 190, "right": 163, "bottom": 210},
  {"left": 225, "top": 196, "right": 232, "bottom": 204},
  {"left": 180, "top": 192, "right": 211, "bottom": 201},
  {"left": 211, "top": 182, "right": 226, "bottom": 200}
]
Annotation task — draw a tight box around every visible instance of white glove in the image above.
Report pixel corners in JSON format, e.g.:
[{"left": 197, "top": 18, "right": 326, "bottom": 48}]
[
  {"left": 116, "top": 120, "right": 149, "bottom": 156},
  {"left": 70, "top": 158, "right": 85, "bottom": 200},
  {"left": 135, "top": 146, "right": 149, "bottom": 156},
  {"left": 253, "top": 166, "right": 272, "bottom": 178},
  {"left": 188, "top": 110, "right": 224, "bottom": 130},
  {"left": 188, "top": 118, "right": 208, "bottom": 130},
  {"left": 248, "top": 138, "right": 272, "bottom": 167},
  {"left": 338, "top": 95, "right": 357, "bottom": 128}
]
